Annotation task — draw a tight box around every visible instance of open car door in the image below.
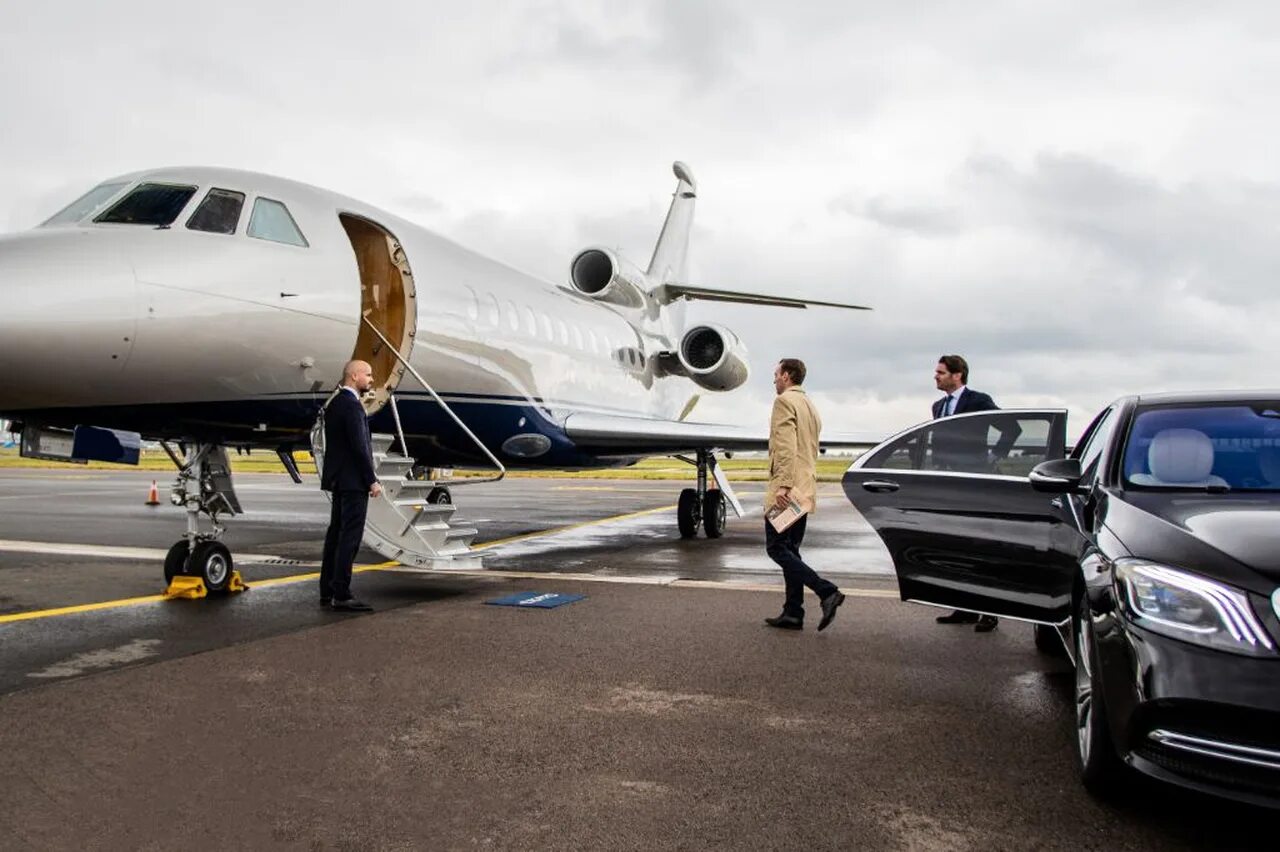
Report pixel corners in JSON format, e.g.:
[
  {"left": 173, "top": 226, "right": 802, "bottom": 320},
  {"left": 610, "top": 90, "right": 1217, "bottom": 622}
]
[{"left": 842, "top": 409, "right": 1074, "bottom": 623}]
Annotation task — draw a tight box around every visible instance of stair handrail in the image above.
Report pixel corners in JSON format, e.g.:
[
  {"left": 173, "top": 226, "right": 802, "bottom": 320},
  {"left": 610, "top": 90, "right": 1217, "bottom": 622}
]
[{"left": 362, "top": 317, "right": 506, "bottom": 485}]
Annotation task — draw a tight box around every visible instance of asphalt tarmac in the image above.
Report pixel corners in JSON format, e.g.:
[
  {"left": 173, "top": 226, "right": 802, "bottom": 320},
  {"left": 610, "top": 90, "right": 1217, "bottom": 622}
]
[{"left": 0, "top": 468, "right": 1273, "bottom": 849}]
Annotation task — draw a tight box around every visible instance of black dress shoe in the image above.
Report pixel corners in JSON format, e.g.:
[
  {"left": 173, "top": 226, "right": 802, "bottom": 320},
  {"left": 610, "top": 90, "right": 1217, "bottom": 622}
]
[
  {"left": 320, "top": 598, "right": 332, "bottom": 608},
  {"left": 331, "top": 598, "right": 374, "bottom": 612},
  {"left": 817, "top": 591, "right": 846, "bottom": 632},
  {"left": 936, "top": 610, "right": 980, "bottom": 624},
  {"left": 764, "top": 614, "right": 803, "bottom": 630},
  {"left": 974, "top": 615, "right": 999, "bottom": 633}
]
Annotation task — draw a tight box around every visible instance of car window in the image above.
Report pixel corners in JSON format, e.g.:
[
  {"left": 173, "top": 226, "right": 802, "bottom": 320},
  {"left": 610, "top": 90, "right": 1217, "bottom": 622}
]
[
  {"left": 96, "top": 183, "right": 198, "bottom": 226},
  {"left": 186, "top": 188, "right": 245, "bottom": 235},
  {"left": 247, "top": 197, "right": 308, "bottom": 247},
  {"left": 1072, "top": 407, "right": 1116, "bottom": 484},
  {"left": 1123, "top": 402, "right": 1280, "bottom": 491},
  {"left": 41, "top": 181, "right": 130, "bottom": 226},
  {"left": 865, "top": 412, "right": 1062, "bottom": 475}
]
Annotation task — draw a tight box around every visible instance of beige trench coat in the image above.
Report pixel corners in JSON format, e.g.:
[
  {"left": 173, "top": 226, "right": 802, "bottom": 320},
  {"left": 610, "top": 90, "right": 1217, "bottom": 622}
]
[{"left": 765, "top": 386, "right": 822, "bottom": 514}]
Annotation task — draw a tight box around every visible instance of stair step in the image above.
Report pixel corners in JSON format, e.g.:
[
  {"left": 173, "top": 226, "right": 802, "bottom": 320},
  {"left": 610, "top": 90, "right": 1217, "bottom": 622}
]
[
  {"left": 444, "top": 527, "right": 478, "bottom": 541},
  {"left": 391, "top": 498, "right": 455, "bottom": 511},
  {"left": 374, "top": 454, "right": 416, "bottom": 468}
]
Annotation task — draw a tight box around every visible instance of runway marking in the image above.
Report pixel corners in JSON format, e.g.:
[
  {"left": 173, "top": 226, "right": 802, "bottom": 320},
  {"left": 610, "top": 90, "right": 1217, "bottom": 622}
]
[
  {"left": 0, "top": 504, "right": 897, "bottom": 625},
  {"left": 471, "top": 504, "right": 677, "bottom": 550},
  {"left": 0, "top": 539, "right": 285, "bottom": 564}
]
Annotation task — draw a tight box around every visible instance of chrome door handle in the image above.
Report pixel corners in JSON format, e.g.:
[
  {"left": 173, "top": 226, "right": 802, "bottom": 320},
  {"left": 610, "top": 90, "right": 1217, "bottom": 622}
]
[
  {"left": 861, "top": 480, "right": 900, "bottom": 493},
  {"left": 1050, "top": 497, "right": 1063, "bottom": 509}
]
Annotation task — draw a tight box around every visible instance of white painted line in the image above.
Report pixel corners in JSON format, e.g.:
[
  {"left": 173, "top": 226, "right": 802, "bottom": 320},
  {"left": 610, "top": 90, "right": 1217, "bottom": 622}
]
[{"left": 0, "top": 538, "right": 300, "bottom": 566}]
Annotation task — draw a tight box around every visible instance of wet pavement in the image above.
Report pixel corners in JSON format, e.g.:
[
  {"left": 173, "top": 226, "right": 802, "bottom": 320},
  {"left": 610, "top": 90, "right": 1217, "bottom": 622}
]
[{"left": 0, "top": 469, "right": 1274, "bottom": 849}]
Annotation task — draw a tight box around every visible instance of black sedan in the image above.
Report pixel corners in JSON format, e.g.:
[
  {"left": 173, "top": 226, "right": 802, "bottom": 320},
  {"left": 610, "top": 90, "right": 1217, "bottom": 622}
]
[{"left": 842, "top": 391, "right": 1280, "bottom": 808}]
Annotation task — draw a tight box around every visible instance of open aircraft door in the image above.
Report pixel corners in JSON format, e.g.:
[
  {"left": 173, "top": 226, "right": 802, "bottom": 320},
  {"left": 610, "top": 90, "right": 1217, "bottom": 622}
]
[
  {"left": 841, "top": 410, "right": 1076, "bottom": 623},
  {"left": 339, "top": 214, "right": 417, "bottom": 414}
]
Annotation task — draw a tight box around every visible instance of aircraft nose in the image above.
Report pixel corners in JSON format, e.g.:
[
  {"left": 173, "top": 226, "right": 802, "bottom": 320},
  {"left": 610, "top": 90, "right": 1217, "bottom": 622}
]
[{"left": 0, "top": 229, "right": 138, "bottom": 413}]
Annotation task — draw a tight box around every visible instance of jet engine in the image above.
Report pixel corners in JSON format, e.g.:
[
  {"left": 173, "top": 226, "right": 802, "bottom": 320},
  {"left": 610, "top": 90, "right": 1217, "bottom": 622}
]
[
  {"left": 678, "top": 324, "right": 749, "bottom": 392},
  {"left": 569, "top": 247, "right": 648, "bottom": 309}
]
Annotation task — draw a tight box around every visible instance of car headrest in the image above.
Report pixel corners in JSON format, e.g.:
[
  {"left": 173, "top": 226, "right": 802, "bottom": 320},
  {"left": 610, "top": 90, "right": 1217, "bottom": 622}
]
[{"left": 1148, "top": 428, "right": 1215, "bottom": 483}]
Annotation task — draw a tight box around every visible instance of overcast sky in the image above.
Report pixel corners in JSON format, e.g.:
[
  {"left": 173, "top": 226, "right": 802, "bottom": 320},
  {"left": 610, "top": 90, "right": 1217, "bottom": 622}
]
[{"left": 5, "top": 1, "right": 1280, "bottom": 441}]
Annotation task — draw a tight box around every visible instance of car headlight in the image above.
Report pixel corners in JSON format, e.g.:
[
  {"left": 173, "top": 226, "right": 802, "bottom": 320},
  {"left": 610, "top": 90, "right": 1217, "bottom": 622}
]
[{"left": 1114, "top": 560, "right": 1276, "bottom": 657}]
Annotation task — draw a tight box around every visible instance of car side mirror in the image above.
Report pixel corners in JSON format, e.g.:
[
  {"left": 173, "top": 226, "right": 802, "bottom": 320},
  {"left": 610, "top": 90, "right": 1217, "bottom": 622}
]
[{"left": 1029, "top": 458, "right": 1084, "bottom": 493}]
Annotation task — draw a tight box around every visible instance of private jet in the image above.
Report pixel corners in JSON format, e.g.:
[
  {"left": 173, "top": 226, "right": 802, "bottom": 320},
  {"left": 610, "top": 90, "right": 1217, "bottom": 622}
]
[{"left": 0, "top": 162, "right": 870, "bottom": 590}]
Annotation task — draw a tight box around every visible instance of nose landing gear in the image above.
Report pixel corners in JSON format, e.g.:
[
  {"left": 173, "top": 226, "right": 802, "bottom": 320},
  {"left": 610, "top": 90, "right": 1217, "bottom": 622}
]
[{"left": 159, "top": 442, "right": 249, "bottom": 598}]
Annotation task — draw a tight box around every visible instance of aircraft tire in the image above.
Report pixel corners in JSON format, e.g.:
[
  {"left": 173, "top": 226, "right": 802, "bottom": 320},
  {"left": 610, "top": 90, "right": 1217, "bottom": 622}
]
[
  {"left": 702, "top": 490, "right": 726, "bottom": 538},
  {"left": 163, "top": 541, "right": 191, "bottom": 583},
  {"left": 677, "top": 488, "right": 700, "bottom": 538},
  {"left": 190, "top": 541, "right": 233, "bottom": 593},
  {"left": 427, "top": 486, "right": 452, "bottom": 505}
]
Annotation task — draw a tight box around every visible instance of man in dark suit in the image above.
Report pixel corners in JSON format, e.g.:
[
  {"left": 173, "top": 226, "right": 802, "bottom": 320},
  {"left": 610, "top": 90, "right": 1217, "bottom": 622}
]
[
  {"left": 319, "top": 359, "right": 382, "bottom": 612},
  {"left": 931, "top": 354, "right": 999, "bottom": 633}
]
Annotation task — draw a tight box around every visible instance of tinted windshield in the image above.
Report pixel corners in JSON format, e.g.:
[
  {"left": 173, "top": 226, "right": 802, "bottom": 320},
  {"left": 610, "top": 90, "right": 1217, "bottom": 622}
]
[
  {"left": 97, "top": 183, "right": 197, "bottom": 226},
  {"left": 1123, "top": 403, "right": 1280, "bottom": 491}
]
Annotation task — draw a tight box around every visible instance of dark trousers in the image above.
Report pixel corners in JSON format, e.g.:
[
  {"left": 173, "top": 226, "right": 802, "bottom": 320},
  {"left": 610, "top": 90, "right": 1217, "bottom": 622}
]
[
  {"left": 321, "top": 489, "right": 369, "bottom": 601},
  {"left": 765, "top": 516, "right": 837, "bottom": 619}
]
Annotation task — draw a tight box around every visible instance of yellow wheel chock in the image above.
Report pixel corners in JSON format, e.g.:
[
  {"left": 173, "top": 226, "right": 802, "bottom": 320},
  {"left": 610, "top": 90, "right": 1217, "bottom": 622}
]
[
  {"left": 163, "top": 576, "right": 207, "bottom": 600},
  {"left": 162, "top": 570, "right": 249, "bottom": 600}
]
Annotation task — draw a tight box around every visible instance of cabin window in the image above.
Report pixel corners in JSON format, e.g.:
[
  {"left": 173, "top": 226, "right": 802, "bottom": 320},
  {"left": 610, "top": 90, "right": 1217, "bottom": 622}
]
[
  {"left": 464, "top": 287, "right": 480, "bottom": 322},
  {"left": 506, "top": 300, "right": 520, "bottom": 332},
  {"left": 523, "top": 306, "right": 537, "bottom": 337},
  {"left": 486, "top": 294, "right": 501, "bottom": 327},
  {"left": 556, "top": 318, "right": 569, "bottom": 346},
  {"left": 248, "top": 197, "right": 308, "bottom": 247},
  {"left": 42, "top": 181, "right": 129, "bottom": 226},
  {"left": 572, "top": 325, "right": 584, "bottom": 350},
  {"left": 96, "top": 182, "right": 198, "bottom": 226},
  {"left": 186, "top": 188, "right": 245, "bottom": 235}
]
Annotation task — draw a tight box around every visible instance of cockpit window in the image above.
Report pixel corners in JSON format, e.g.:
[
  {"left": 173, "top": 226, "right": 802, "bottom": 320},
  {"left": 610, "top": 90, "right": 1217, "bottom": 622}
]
[
  {"left": 186, "top": 188, "right": 245, "bottom": 235},
  {"left": 96, "top": 182, "right": 198, "bottom": 226},
  {"left": 41, "top": 181, "right": 129, "bottom": 226},
  {"left": 247, "top": 197, "right": 308, "bottom": 247}
]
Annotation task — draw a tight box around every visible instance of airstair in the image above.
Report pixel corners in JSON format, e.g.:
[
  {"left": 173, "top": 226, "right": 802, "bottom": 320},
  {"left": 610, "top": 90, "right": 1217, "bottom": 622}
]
[{"left": 310, "top": 319, "right": 507, "bottom": 570}]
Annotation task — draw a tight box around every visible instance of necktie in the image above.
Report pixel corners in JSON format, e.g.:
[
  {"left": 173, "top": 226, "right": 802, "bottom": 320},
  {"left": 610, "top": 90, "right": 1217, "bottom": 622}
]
[{"left": 945, "top": 394, "right": 956, "bottom": 416}]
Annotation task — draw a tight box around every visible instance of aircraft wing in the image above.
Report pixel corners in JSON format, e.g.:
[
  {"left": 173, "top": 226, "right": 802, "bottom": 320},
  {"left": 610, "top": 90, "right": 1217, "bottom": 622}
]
[
  {"left": 562, "top": 412, "right": 881, "bottom": 456},
  {"left": 653, "top": 284, "right": 871, "bottom": 311}
]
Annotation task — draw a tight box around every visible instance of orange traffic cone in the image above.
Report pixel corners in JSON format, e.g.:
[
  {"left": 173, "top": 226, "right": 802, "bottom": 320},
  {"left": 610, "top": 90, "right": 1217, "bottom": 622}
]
[{"left": 146, "top": 480, "right": 160, "bottom": 506}]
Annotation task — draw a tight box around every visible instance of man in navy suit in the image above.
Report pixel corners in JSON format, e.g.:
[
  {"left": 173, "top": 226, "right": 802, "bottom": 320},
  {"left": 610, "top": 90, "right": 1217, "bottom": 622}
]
[
  {"left": 319, "top": 359, "right": 382, "bottom": 612},
  {"left": 931, "top": 354, "right": 999, "bottom": 633}
]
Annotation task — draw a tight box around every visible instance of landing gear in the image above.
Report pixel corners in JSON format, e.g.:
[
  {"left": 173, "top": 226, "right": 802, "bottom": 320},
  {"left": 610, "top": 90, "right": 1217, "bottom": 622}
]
[
  {"left": 159, "top": 442, "right": 246, "bottom": 595},
  {"left": 675, "top": 449, "right": 739, "bottom": 539},
  {"left": 427, "top": 486, "right": 452, "bottom": 505},
  {"left": 677, "top": 488, "right": 701, "bottom": 538}
]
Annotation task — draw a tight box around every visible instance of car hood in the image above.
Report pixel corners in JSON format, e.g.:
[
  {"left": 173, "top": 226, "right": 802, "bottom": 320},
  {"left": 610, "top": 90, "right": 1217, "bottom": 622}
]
[{"left": 1121, "top": 493, "right": 1280, "bottom": 583}]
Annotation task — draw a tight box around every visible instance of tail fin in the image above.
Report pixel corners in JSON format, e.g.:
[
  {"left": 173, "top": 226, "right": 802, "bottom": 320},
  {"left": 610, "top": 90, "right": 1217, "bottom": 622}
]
[{"left": 647, "top": 162, "right": 697, "bottom": 285}]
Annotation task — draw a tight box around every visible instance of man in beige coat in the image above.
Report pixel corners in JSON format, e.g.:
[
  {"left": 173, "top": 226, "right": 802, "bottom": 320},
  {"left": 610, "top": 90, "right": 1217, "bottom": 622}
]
[{"left": 763, "top": 358, "right": 846, "bottom": 632}]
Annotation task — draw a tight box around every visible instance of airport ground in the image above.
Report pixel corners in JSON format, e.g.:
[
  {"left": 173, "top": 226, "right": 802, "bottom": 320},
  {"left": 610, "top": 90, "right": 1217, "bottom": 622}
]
[{"left": 0, "top": 468, "right": 1273, "bottom": 849}]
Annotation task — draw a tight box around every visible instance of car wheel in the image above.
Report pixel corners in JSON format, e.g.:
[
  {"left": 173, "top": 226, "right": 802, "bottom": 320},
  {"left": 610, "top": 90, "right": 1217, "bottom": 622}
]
[{"left": 1074, "top": 594, "right": 1124, "bottom": 793}]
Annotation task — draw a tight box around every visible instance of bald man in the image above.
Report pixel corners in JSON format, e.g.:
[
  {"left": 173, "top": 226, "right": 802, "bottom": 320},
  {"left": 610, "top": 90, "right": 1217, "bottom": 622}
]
[{"left": 319, "top": 360, "right": 383, "bottom": 612}]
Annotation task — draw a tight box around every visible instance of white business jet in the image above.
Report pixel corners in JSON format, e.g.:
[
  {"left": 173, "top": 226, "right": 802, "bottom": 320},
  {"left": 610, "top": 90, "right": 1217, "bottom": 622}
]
[{"left": 0, "top": 162, "right": 870, "bottom": 589}]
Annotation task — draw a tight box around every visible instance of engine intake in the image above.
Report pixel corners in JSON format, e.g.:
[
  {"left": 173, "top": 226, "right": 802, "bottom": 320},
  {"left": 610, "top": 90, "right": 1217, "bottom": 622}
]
[
  {"left": 678, "top": 324, "right": 749, "bottom": 392},
  {"left": 569, "top": 247, "right": 647, "bottom": 309}
]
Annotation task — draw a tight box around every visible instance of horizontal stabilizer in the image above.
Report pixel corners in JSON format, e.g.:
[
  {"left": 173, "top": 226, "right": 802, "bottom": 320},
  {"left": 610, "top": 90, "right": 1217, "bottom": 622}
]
[
  {"left": 654, "top": 284, "right": 871, "bottom": 311},
  {"left": 563, "top": 412, "right": 881, "bottom": 455}
]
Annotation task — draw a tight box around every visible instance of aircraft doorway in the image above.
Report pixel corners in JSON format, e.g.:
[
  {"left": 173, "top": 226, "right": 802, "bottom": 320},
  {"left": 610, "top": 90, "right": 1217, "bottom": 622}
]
[{"left": 340, "top": 214, "right": 418, "bottom": 414}]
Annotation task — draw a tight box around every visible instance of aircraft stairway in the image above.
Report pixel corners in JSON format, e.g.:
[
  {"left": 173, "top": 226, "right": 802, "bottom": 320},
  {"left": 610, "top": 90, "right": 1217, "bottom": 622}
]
[
  {"left": 310, "top": 425, "right": 483, "bottom": 570},
  {"left": 364, "top": 433, "right": 482, "bottom": 568}
]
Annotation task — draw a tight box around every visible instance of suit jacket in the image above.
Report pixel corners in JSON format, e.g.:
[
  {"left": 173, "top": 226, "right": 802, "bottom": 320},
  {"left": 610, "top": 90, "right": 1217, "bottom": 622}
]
[
  {"left": 932, "top": 387, "right": 997, "bottom": 419},
  {"left": 320, "top": 389, "right": 378, "bottom": 493},
  {"left": 765, "top": 386, "right": 822, "bottom": 514}
]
